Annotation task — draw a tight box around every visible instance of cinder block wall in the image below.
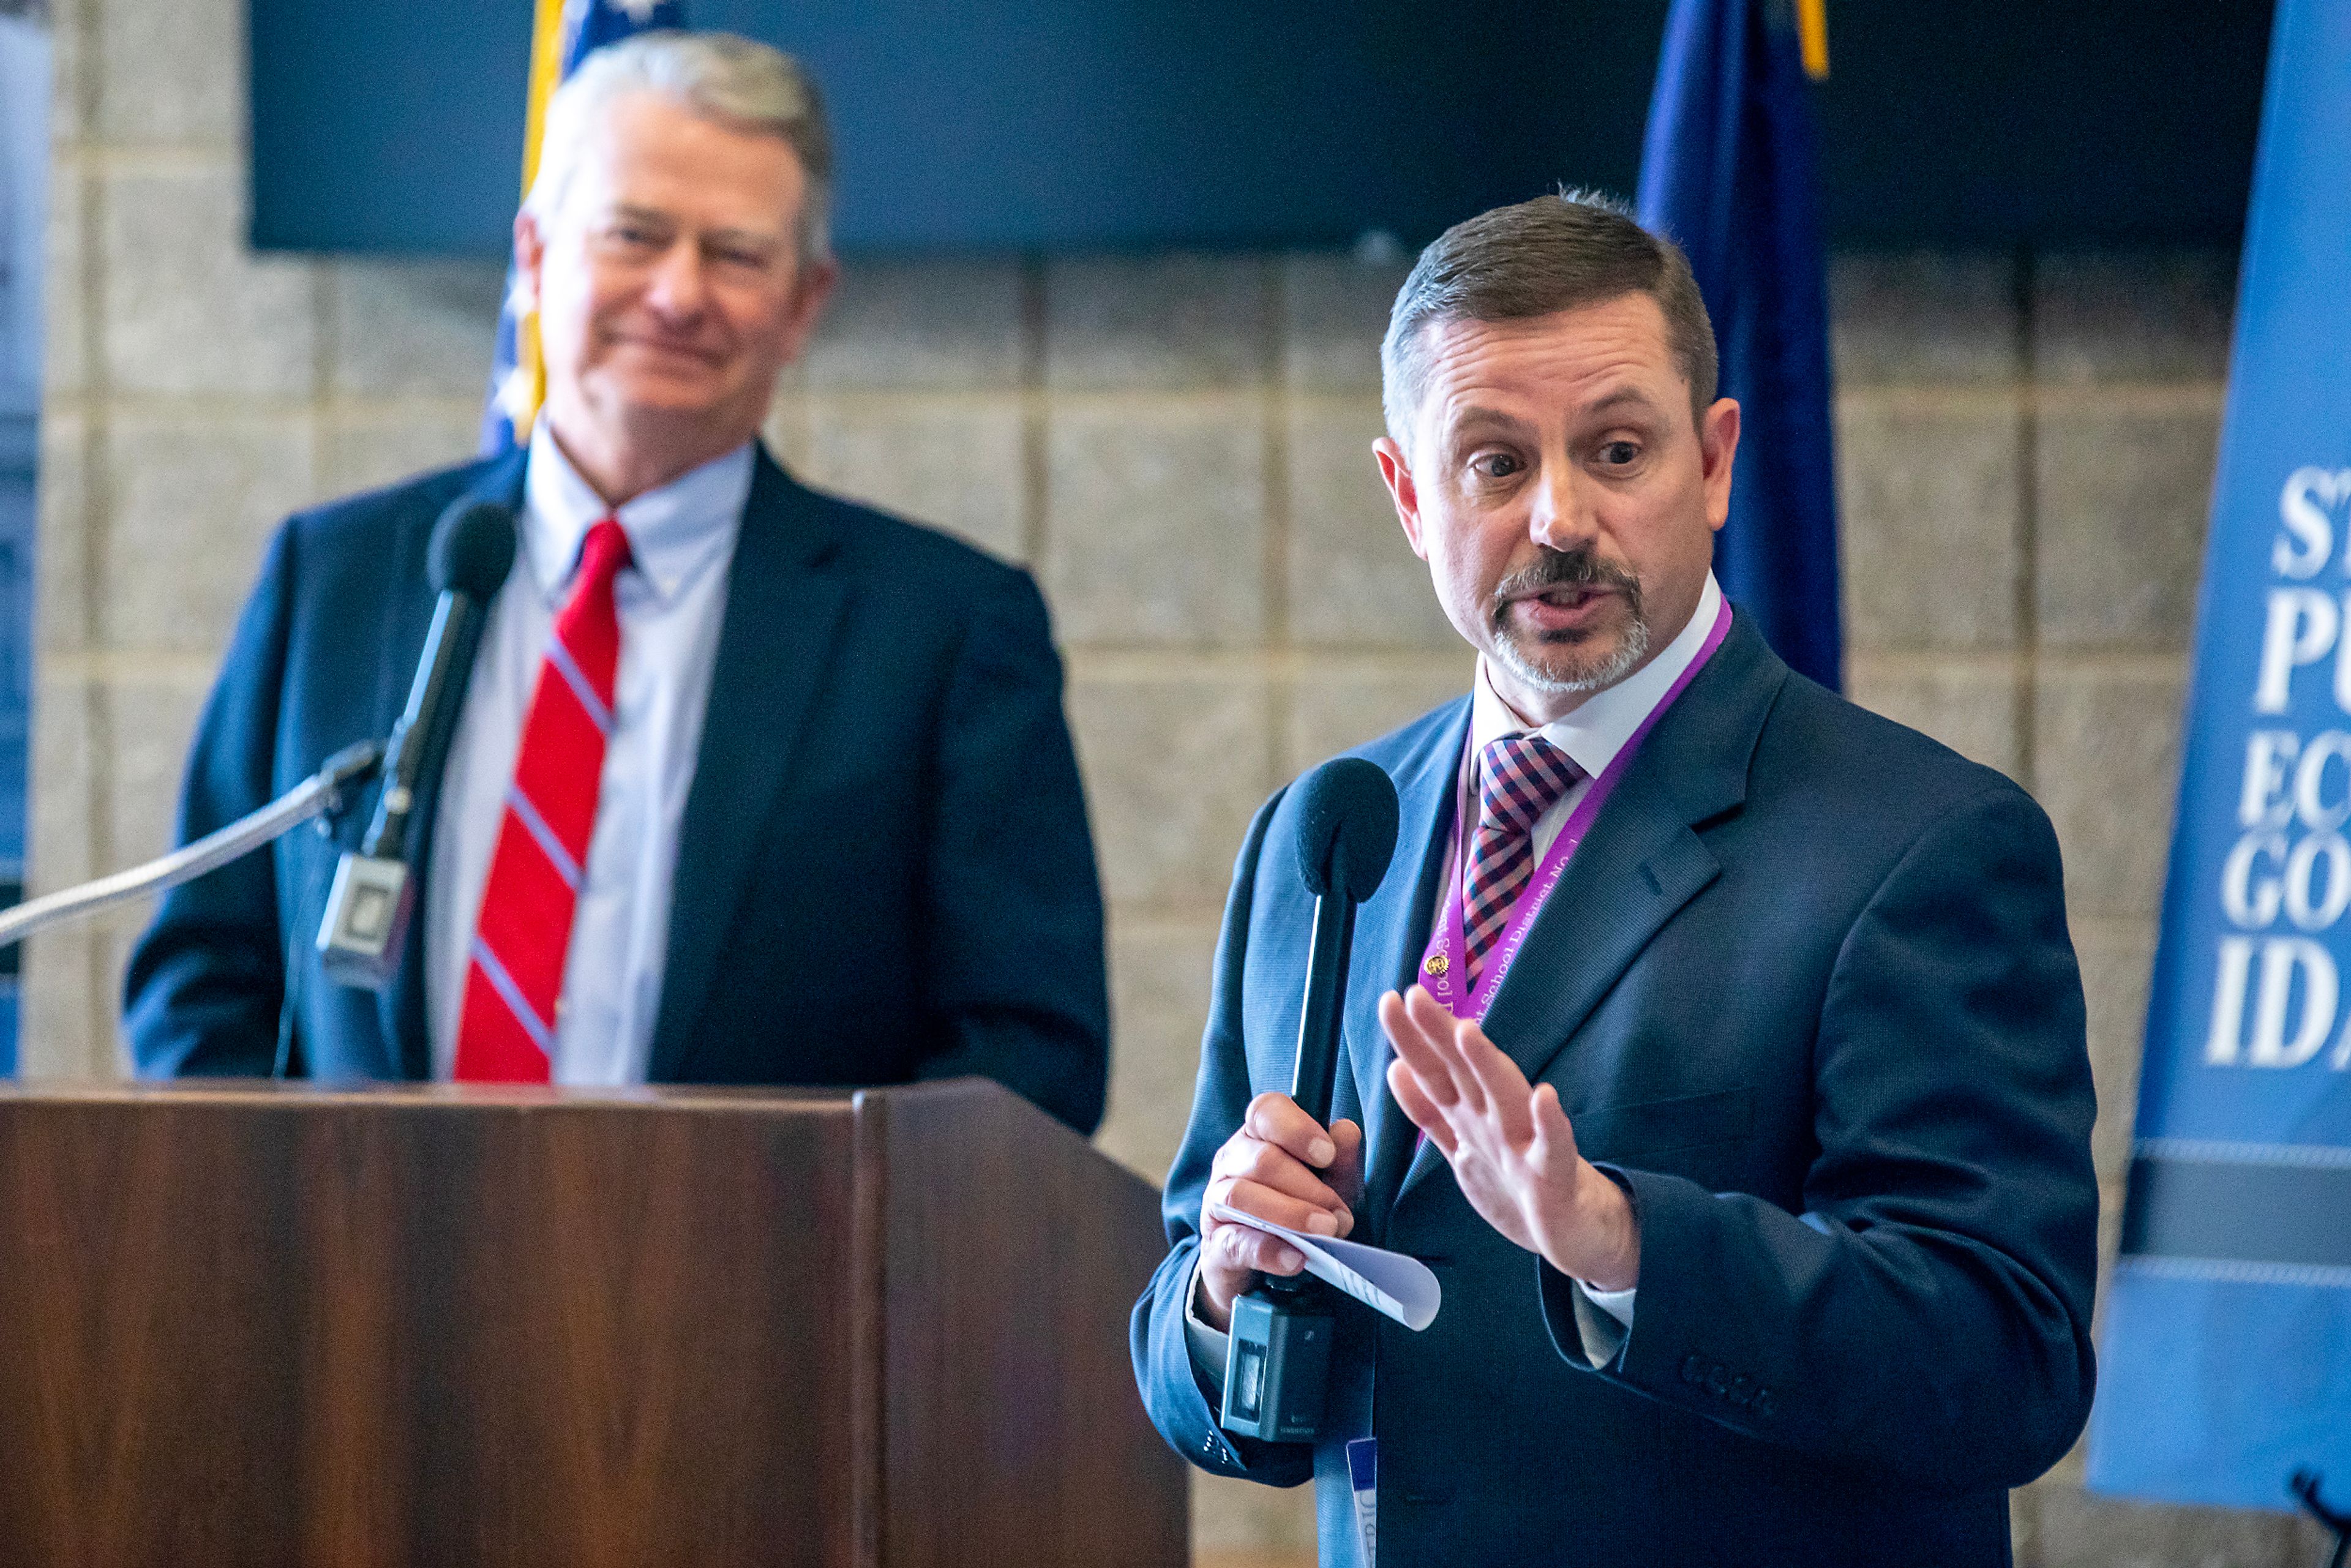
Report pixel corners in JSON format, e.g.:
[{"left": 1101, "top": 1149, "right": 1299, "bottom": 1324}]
[{"left": 28, "top": 0, "right": 2337, "bottom": 1562}]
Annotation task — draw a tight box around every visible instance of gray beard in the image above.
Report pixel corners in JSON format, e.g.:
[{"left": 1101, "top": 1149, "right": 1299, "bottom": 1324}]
[{"left": 1491, "top": 611, "right": 1653, "bottom": 696}]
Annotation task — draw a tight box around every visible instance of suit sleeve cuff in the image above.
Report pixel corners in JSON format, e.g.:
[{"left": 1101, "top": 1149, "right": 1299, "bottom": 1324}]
[{"left": 1183, "top": 1252, "right": 1231, "bottom": 1398}]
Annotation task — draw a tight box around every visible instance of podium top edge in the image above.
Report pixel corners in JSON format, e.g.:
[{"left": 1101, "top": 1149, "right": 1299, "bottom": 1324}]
[{"left": 0, "top": 1080, "right": 863, "bottom": 1114}]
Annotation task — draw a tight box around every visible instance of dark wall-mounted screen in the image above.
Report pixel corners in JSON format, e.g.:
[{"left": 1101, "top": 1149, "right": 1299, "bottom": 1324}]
[{"left": 249, "top": 0, "right": 2274, "bottom": 257}]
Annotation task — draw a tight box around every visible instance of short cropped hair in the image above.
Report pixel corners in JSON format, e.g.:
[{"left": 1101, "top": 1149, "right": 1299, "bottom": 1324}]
[
  {"left": 1380, "top": 190, "right": 1718, "bottom": 448},
  {"left": 527, "top": 30, "right": 834, "bottom": 264}
]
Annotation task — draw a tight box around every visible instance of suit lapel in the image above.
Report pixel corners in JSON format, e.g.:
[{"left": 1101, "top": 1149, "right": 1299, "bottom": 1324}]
[
  {"left": 1353, "top": 702, "right": 1469, "bottom": 1242},
  {"left": 1392, "top": 615, "right": 1786, "bottom": 1206},
  {"left": 381, "top": 452, "right": 528, "bottom": 1078},
  {"left": 645, "top": 452, "right": 850, "bottom": 1080}
]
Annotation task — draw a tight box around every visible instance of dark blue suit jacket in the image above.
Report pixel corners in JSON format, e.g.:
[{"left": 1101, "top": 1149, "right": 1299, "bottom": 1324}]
[
  {"left": 1133, "top": 613, "right": 2098, "bottom": 1565},
  {"left": 124, "top": 446, "right": 1110, "bottom": 1132}
]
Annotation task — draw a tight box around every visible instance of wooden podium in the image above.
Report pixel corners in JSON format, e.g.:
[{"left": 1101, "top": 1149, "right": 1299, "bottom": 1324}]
[{"left": 0, "top": 1077, "right": 1187, "bottom": 1567}]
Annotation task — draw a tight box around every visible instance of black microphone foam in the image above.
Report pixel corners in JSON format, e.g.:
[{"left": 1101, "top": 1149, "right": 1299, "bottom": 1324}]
[
  {"left": 427, "top": 500, "right": 519, "bottom": 600},
  {"left": 1292, "top": 757, "right": 1400, "bottom": 904}
]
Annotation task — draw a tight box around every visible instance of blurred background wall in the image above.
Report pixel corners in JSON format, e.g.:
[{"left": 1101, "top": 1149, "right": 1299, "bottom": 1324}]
[{"left": 22, "top": 0, "right": 2332, "bottom": 1561}]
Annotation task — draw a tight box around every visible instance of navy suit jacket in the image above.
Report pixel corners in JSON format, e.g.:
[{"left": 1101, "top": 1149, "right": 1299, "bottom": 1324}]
[
  {"left": 1133, "top": 613, "right": 2098, "bottom": 1566},
  {"left": 125, "top": 446, "right": 1110, "bottom": 1132}
]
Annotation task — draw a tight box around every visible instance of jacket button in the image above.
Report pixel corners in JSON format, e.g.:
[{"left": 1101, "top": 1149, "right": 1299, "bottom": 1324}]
[
  {"left": 1752, "top": 1389, "right": 1775, "bottom": 1419},
  {"left": 1727, "top": 1376, "right": 1753, "bottom": 1406},
  {"left": 1681, "top": 1354, "right": 1705, "bottom": 1386},
  {"left": 1705, "top": 1364, "right": 1730, "bottom": 1397}
]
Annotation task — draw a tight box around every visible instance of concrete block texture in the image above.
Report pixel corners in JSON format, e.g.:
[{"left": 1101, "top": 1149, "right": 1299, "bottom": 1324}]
[
  {"left": 318, "top": 410, "right": 484, "bottom": 509},
  {"left": 2035, "top": 398, "right": 2221, "bottom": 651},
  {"left": 99, "top": 167, "right": 318, "bottom": 399},
  {"left": 1845, "top": 655, "right": 2025, "bottom": 782},
  {"left": 803, "top": 259, "right": 1027, "bottom": 391},
  {"left": 801, "top": 396, "right": 1026, "bottom": 563},
  {"left": 33, "top": 410, "right": 88, "bottom": 654},
  {"left": 1837, "top": 392, "right": 2023, "bottom": 652},
  {"left": 18, "top": 926, "right": 107, "bottom": 1080},
  {"left": 1097, "top": 913, "right": 1219, "bottom": 1185},
  {"left": 27, "top": 669, "right": 94, "bottom": 894},
  {"left": 328, "top": 260, "right": 505, "bottom": 400},
  {"left": 2033, "top": 250, "right": 2237, "bottom": 387},
  {"left": 1066, "top": 667, "right": 1272, "bottom": 910},
  {"left": 2022, "top": 1484, "right": 2326, "bottom": 1568},
  {"left": 1281, "top": 250, "right": 1411, "bottom": 394},
  {"left": 2033, "top": 659, "right": 2188, "bottom": 921},
  {"left": 47, "top": 0, "right": 83, "bottom": 146},
  {"left": 1282, "top": 658, "right": 1469, "bottom": 782},
  {"left": 42, "top": 162, "right": 84, "bottom": 397},
  {"left": 1044, "top": 255, "right": 1271, "bottom": 391},
  {"left": 98, "top": 411, "right": 314, "bottom": 655},
  {"left": 1043, "top": 402, "right": 1266, "bottom": 647},
  {"left": 1194, "top": 1472, "right": 1318, "bottom": 1561},
  {"left": 1829, "top": 251, "right": 2021, "bottom": 386},
  {"left": 95, "top": 0, "right": 238, "bottom": 146},
  {"left": 2073, "top": 917, "right": 2156, "bottom": 1182},
  {"left": 1284, "top": 399, "right": 1458, "bottom": 650},
  {"left": 102, "top": 677, "right": 206, "bottom": 866}
]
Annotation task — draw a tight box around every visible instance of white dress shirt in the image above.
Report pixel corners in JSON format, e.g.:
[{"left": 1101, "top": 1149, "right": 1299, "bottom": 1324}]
[
  {"left": 425, "top": 424, "right": 752, "bottom": 1084},
  {"left": 1184, "top": 575, "right": 1726, "bottom": 1383}
]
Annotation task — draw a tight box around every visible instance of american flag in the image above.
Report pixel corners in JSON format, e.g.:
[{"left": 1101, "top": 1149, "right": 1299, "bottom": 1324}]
[{"left": 481, "top": 0, "right": 687, "bottom": 455}]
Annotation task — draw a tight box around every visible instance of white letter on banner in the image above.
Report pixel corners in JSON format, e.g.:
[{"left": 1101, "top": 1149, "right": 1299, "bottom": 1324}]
[
  {"left": 2255, "top": 588, "right": 2338, "bottom": 713},
  {"left": 2294, "top": 731, "right": 2351, "bottom": 830},
  {"left": 2222, "top": 833, "right": 2287, "bottom": 928},
  {"left": 2248, "top": 937, "right": 2337, "bottom": 1067},
  {"left": 2276, "top": 467, "right": 2344, "bottom": 579},
  {"left": 2207, "top": 937, "right": 2257, "bottom": 1064},
  {"left": 2243, "top": 730, "right": 2301, "bottom": 827},
  {"left": 2287, "top": 834, "right": 2351, "bottom": 929}
]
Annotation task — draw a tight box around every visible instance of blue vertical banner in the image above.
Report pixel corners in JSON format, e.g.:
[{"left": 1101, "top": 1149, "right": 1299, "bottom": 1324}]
[
  {"left": 1635, "top": 0, "right": 1842, "bottom": 691},
  {"left": 0, "top": 12, "right": 51, "bottom": 1075},
  {"left": 2088, "top": 0, "right": 2351, "bottom": 1512},
  {"left": 483, "top": 0, "right": 686, "bottom": 456}
]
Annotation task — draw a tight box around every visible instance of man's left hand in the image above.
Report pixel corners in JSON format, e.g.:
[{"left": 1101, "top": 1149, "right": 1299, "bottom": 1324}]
[{"left": 1380, "top": 984, "right": 1641, "bottom": 1292}]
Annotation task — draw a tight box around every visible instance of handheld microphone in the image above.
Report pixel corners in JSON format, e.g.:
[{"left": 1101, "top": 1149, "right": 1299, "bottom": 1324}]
[
  {"left": 317, "top": 499, "right": 518, "bottom": 989},
  {"left": 1221, "top": 757, "right": 1400, "bottom": 1444}
]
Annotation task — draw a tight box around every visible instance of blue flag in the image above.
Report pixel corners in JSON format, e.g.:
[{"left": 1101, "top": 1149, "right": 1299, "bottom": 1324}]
[
  {"left": 1635, "top": 0, "right": 1841, "bottom": 690},
  {"left": 2087, "top": 0, "right": 2351, "bottom": 1514},
  {"left": 482, "top": 0, "right": 687, "bottom": 456}
]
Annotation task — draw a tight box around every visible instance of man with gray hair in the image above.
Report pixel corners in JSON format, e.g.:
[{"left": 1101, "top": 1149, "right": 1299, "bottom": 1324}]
[
  {"left": 127, "top": 32, "right": 1110, "bottom": 1131},
  {"left": 1134, "top": 191, "right": 2098, "bottom": 1563}
]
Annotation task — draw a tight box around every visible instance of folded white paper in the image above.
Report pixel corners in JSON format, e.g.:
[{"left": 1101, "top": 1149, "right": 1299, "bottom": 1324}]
[{"left": 1211, "top": 1203, "right": 1442, "bottom": 1331}]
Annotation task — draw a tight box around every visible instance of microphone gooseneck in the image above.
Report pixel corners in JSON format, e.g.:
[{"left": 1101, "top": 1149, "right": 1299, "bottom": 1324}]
[
  {"left": 317, "top": 499, "right": 519, "bottom": 990},
  {"left": 368, "top": 501, "right": 520, "bottom": 862}
]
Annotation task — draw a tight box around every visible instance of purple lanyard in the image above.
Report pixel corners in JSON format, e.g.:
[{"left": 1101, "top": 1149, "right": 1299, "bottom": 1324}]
[{"left": 1417, "top": 598, "right": 1733, "bottom": 1024}]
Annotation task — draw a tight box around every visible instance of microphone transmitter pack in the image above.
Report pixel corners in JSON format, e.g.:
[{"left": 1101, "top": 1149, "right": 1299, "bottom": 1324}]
[{"left": 1219, "top": 757, "right": 1399, "bottom": 1444}]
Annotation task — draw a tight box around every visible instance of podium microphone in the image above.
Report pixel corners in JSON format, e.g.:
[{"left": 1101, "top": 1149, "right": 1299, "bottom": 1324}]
[
  {"left": 317, "top": 498, "right": 518, "bottom": 989},
  {"left": 1221, "top": 757, "right": 1399, "bottom": 1444}
]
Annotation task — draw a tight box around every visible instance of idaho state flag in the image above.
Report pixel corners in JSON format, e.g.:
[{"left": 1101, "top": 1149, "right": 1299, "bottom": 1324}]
[
  {"left": 482, "top": 0, "right": 687, "bottom": 456},
  {"left": 1636, "top": 0, "right": 1842, "bottom": 689}
]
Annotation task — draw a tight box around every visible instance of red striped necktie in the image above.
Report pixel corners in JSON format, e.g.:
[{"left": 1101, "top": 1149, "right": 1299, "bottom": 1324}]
[
  {"left": 454, "top": 517, "right": 631, "bottom": 1082},
  {"left": 1461, "top": 733, "right": 1583, "bottom": 993}
]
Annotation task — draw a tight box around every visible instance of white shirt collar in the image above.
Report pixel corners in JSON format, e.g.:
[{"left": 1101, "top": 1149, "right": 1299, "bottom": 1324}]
[
  {"left": 522, "top": 422, "right": 756, "bottom": 607},
  {"left": 1470, "top": 572, "right": 1725, "bottom": 777}
]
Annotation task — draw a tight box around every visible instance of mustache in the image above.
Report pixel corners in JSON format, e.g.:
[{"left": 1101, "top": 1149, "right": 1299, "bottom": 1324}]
[{"left": 1490, "top": 548, "right": 1644, "bottom": 617}]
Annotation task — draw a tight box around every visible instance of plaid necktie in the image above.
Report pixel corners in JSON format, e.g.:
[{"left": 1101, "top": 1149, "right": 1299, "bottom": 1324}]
[
  {"left": 1461, "top": 733, "right": 1583, "bottom": 993},
  {"left": 454, "top": 517, "right": 631, "bottom": 1081}
]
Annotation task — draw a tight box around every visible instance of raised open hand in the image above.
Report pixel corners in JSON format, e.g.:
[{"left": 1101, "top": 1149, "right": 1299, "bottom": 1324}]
[{"left": 1379, "top": 984, "right": 1638, "bottom": 1291}]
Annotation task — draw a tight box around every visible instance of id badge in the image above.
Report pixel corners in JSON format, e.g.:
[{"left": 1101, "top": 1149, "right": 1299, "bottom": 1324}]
[{"left": 1345, "top": 1438, "right": 1377, "bottom": 1567}]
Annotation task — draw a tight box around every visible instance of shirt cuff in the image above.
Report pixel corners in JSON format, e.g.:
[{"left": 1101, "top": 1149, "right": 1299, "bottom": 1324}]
[
  {"left": 1581, "top": 1281, "right": 1637, "bottom": 1328},
  {"left": 1564, "top": 1278, "right": 1634, "bottom": 1368},
  {"left": 1183, "top": 1251, "right": 1231, "bottom": 1398}
]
